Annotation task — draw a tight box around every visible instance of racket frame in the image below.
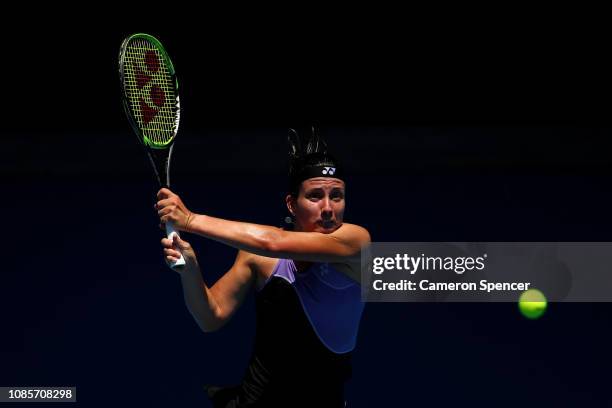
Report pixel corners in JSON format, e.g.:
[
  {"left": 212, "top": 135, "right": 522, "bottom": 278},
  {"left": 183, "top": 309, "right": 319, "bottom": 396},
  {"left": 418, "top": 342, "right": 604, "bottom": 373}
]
[{"left": 119, "top": 33, "right": 185, "bottom": 268}]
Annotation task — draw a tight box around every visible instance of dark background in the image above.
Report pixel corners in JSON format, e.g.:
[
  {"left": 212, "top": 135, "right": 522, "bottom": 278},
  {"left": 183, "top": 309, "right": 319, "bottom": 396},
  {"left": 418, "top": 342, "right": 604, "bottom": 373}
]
[{"left": 2, "top": 16, "right": 612, "bottom": 407}]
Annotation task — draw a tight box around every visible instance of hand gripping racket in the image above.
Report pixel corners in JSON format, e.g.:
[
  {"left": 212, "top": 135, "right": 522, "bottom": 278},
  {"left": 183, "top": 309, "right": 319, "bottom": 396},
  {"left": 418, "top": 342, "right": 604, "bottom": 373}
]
[{"left": 119, "top": 33, "right": 186, "bottom": 268}]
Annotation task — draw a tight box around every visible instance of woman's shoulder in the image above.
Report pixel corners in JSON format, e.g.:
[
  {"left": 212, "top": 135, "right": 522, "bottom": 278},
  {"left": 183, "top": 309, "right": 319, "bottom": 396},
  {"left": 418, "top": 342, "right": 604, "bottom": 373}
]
[
  {"left": 332, "top": 223, "right": 371, "bottom": 249},
  {"left": 237, "top": 250, "right": 280, "bottom": 284},
  {"left": 336, "top": 222, "right": 370, "bottom": 236}
]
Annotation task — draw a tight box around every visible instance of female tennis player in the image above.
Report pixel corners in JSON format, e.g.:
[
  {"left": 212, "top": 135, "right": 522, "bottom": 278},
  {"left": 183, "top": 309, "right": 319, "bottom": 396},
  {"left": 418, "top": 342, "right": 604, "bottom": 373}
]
[{"left": 156, "top": 127, "right": 370, "bottom": 407}]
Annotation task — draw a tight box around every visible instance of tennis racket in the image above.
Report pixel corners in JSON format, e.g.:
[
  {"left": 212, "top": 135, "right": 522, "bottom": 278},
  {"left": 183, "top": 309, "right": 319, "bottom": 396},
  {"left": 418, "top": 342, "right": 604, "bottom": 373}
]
[{"left": 119, "top": 33, "right": 186, "bottom": 268}]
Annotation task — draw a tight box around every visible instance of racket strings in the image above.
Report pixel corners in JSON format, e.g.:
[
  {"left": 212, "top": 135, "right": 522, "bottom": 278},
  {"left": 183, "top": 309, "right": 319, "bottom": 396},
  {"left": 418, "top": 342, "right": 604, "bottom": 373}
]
[{"left": 123, "top": 39, "right": 178, "bottom": 146}]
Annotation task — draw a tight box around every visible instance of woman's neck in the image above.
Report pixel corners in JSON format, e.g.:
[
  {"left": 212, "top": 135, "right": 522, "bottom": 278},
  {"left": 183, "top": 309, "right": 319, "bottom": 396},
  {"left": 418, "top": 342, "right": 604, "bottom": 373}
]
[{"left": 294, "top": 260, "right": 313, "bottom": 273}]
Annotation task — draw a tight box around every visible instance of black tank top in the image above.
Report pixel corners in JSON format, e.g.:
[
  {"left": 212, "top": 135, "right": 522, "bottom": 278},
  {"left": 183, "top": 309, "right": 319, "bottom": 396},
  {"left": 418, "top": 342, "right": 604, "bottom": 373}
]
[{"left": 208, "top": 276, "right": 353, "bottom": 407}]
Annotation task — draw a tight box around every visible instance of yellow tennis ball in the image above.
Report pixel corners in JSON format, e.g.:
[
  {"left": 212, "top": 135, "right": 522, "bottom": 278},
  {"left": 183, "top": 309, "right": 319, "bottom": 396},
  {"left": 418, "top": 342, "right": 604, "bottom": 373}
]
[{"left": 518, "top": 289, "right": 547, "bottom": 319}]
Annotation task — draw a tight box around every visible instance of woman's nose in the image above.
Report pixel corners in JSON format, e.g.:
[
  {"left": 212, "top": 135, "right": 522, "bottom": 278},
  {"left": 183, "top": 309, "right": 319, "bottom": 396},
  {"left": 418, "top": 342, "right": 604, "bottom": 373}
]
[{"left": 321, "top": 198, "right": 333, "bottom": 214}]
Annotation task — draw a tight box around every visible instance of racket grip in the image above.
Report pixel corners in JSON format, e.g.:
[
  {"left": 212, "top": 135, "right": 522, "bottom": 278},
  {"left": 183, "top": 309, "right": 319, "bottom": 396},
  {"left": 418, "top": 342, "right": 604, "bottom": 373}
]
[{"left": 166, "top": 222, "right": 186, "bottom": 268}]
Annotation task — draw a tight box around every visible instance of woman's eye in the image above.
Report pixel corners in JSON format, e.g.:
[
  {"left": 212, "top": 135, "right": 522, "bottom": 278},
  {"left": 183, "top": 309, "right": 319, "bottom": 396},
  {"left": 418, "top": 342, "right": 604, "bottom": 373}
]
[{"left": 307, "top": 192, "right": 324, "bottom": 200}]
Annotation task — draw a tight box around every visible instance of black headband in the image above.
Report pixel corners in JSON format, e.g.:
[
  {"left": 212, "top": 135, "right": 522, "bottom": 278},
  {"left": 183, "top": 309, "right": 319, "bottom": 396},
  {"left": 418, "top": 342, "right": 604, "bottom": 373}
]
[{"left": 294, "top": 165, "right": 343, "bottom": 184}]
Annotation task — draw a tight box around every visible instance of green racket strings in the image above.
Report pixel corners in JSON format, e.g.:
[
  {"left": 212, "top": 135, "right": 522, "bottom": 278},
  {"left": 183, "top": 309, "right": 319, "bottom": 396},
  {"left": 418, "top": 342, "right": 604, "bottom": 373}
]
[{"left": 123, "top": 38, "right": 178, "bottom": 147}]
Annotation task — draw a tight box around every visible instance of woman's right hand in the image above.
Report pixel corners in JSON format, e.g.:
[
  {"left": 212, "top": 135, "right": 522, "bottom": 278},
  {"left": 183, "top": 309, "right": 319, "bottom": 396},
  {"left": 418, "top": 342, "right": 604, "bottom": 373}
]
[{"left": 161, "top": 234, "right": 198, "bottom": 273}]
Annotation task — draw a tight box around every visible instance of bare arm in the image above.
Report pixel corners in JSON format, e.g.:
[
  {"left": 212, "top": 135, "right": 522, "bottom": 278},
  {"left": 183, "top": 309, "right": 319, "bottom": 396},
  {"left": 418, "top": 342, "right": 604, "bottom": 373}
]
[
  {"left": 188, "top": 214, "right": 369, "bottom": 264},
  {"left": 157, "top": 188, "right": 370, "bottom": 281},
  {"left": 163, "top": 235, "right": 256, "bottom": 332}
]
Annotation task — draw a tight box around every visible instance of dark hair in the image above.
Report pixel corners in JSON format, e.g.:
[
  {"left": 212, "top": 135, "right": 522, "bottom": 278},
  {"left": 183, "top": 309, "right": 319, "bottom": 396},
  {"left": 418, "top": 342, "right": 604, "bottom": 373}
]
[{"left": 287, "top": 126, "right": 341, "bottom": 197}]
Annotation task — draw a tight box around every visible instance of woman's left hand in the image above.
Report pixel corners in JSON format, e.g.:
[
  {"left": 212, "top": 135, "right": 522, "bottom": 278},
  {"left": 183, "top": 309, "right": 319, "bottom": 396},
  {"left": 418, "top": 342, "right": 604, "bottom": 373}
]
[{"left": 156, "top": 188, "right": 194, "bottom": 232}]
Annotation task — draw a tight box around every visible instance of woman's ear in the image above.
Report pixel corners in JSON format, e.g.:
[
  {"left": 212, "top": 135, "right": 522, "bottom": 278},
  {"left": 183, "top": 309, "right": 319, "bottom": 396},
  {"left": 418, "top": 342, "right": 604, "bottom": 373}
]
[{"left": 285, "top": 194, "right": 296, "bottom": 216}]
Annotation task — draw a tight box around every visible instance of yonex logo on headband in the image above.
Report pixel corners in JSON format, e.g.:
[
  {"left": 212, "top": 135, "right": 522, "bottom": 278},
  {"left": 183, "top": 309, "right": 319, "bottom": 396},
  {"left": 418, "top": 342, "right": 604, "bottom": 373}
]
[{"left": 293, "top": 165, "right": 343, "bottom": 186}]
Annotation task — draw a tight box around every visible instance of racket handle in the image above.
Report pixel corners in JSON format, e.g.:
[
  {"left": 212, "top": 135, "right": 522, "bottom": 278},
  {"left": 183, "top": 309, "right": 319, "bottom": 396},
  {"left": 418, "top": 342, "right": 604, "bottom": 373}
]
[{"left": 166, "top": 222, "right": 186, "bottom": 268}]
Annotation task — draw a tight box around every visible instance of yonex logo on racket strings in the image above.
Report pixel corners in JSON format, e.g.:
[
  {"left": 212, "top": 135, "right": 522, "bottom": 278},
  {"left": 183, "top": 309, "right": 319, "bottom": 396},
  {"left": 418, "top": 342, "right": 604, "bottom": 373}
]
[
  {"left": 322, "top": 167, "right": 336, "bottom": 175},
  {"left": 135, "top": 49, "right": 166, "bottom": 125}
]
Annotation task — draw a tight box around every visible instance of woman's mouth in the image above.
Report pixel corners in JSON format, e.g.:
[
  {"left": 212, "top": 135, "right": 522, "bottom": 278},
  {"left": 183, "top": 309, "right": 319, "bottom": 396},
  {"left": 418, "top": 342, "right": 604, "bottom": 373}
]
[{"left": 318, "top": 220, "right": 336, "bottom": 229}]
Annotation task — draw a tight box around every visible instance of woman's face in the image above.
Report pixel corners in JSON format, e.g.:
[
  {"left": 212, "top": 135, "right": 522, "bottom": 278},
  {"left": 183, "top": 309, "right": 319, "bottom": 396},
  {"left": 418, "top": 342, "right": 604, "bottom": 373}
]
[{"left": 287, "top": 177, "right": 346, "bottom": 233}]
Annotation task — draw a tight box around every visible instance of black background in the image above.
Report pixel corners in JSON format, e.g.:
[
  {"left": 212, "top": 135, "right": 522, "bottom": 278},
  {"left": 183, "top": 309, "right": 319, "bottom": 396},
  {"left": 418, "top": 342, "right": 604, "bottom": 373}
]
[{"left": 2, "top": 14, "right": 612, "bottom": 407}]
